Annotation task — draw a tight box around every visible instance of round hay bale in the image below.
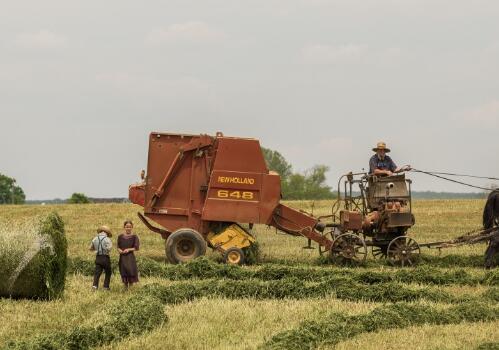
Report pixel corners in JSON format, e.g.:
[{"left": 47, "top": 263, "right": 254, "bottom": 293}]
[{"left": 0, "top": 212, "right": 67, "bottom": 299}]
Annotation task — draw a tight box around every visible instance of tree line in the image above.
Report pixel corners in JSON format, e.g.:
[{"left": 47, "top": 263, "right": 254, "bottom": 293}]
[
  {"left": 0, "top": 173, "right": 91, "bottom": 204},
  {"left": 5, "top": 147, "right": 490, "bottom": 204}
]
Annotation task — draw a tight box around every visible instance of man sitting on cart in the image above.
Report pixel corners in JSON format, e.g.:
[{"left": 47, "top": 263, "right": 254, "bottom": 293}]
[{"left": 369, "top": 141, "right": 411, "bottom": 176}]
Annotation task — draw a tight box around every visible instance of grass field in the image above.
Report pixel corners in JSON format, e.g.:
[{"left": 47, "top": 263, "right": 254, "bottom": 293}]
[{"left": 0, "top": 200, "right": 498, "bottom": 350}]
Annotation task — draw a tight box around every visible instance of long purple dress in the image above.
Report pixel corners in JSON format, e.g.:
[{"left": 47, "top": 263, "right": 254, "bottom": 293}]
[{"left": 117, "top": 234, "right": 140, "bottom": 284}]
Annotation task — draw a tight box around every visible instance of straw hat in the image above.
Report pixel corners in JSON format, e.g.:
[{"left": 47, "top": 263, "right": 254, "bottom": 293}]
[
  {"left": 372, "top": 141, "right": 391, "bottom": 153},
  {"left": 97, "top": 225, "right": 112, "bottom": 237}
]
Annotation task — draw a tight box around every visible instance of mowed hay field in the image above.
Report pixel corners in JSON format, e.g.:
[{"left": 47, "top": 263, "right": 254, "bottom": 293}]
[{"left": 1, "top": 200, "right": 498, "bottom": 350}]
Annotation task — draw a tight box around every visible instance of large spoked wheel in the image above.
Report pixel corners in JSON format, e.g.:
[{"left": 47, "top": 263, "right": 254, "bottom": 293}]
[
  {"left": 372, "top": 245, "right": 388, "bottom": 259},
  {"left": 329, "top": 233, "right": 367, "bottom": 265},
  {"left": 165, "top": 228, "right": 207, "bottom": 264},
  {"left": 387, "top": 236, "right": 420, "bottom": 267}
]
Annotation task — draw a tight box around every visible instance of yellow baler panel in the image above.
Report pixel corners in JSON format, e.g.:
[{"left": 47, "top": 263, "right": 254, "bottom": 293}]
[{"left": 208, "top": 224, "right": 255, "bottom": 252}]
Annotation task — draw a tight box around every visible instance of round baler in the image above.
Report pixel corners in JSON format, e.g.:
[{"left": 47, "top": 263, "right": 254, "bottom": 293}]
[{"left": 129, "top": 132, "right": 329, "bottom": 264}]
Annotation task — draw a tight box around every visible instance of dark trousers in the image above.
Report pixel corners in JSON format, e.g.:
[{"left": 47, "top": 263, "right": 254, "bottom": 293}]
[
  {"left": 485, "top": 235, "right": 499, "bottom": 268},
  {"left": 93, "top": 255, "right": 111, "bottom": 288}
]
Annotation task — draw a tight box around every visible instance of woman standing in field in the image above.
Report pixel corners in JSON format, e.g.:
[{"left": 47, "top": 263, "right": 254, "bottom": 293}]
[{"left": 117, "top": 220, "right": 140, "bottom": 289}]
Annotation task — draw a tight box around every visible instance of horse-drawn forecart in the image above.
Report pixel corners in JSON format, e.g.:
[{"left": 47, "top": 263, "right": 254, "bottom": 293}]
[
  {"left": 321, "top": 171, "right": 499, "bottom": 266},
  {"left": 320, "top": 172, "right": 417, "bottom": 266}
]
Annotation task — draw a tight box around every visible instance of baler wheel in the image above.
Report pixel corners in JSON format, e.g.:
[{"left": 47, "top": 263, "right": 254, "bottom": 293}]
[
  {"left": 165, "top": 228, "right": 207, "bottom": 264},
  {"left": 223, "top": 247, "right": 245, "bottom": 265}
]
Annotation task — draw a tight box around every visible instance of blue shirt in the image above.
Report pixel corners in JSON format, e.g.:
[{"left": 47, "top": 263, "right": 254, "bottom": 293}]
[{"left": 369, "top": 154, "right": 397, "bottom": 174}]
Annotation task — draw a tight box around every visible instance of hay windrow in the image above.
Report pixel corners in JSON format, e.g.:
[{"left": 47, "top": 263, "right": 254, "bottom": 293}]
[
  {"left": 141, "top": 276, "right": 460, "bottom": 305},
  {"left": 261, "top": 302, "right": 499, "bottom": 350},
  {"left": 68, "top": 256, "right": 498, "bottom": 287},
  {"left": 3, "top": 294, "right": 166, "bottom": 350},
  {"left": 0, "top": 212, "right": 67, "bottom": 299}
]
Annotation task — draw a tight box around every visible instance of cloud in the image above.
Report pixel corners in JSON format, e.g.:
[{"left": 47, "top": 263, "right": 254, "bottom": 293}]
[
  {"left": 317, "top": 137, "right": 354, "bottom": 153},
  {"left": 95, "top": 73, "right": 212, "bottom": 96},
  {"left": 94, "top": 72, "right": 221, "bottom": 111},
  {"left": 301, "top": 43, "right": 368, "bottom": 64},
  {"left": 145, "top": 21, "right": 225, "bottom": 46},
  {"left": 462, "top": 100, "right": 499, "bottom": 126},
  {"left": 13, "top": 30, "right": 66, "bottom": 48},
  {"left": 282, "top": 136, "right": 356, "bottom": 174}
]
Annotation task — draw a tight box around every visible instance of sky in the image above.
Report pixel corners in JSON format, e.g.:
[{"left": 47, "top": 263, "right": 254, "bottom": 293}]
[{"left": 1, "top": 0, "right": 498, "bottom": 200}]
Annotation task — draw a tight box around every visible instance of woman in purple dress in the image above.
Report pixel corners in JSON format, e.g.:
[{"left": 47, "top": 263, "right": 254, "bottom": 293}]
[{"left": 117, "top": 220, "right": 140, "bottom": 288}]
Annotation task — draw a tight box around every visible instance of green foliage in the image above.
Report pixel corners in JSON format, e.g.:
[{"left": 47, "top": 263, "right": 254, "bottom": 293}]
[
  {"left": 67, "top": 192, "right": 91, "bottom": 204},
  {"left": 0, "top": 212, "right": 67, "bottom": 299},
  {"left": 261, "top": 147, "right": 335, "bottom": 199},
  {"left": 261, "top": 148, "right": 292, "bottom": 179},
  {"left": 261, "top": 302, "right": 499, "bottom": 350},
  {"left": 420, "top": 254, "right": 486, "bottom": 268},
  {"left": 39, "top": 212, "right": 67, "bottom": 299},
  {"left": 141, "top": 275, "right": 458, "bottom": 305},
  {"left": 243, "top": 241, "right": 261, "bottom": 265},
  {"left": 285, "top": 165, "right": 335, "bottom": 200},
  {"left": 0, "top": 173, "right": 25, "bottom": 204},
  {"left": 4, "top": 294, "right": 166, "bottom": 350},
  {"left": 477, "top": 343, "right": 499, "bottom": 350},
  {"left": 483, "top": 287, "right": 499, "bottom": 302},
  {"left": 67, "top": 256, "right": 499, "bottom": 287}
]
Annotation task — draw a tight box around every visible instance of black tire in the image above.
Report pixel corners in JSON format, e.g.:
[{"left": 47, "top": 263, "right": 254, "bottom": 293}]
[
  {"left": 223, "top": 247, "right": 245, "bottom": 265},
  {"left": 165, "top": 228, "right": 207, "bottom": 264}
]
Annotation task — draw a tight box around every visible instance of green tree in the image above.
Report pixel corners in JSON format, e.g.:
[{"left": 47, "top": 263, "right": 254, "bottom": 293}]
[
  {"left": 0, "top": 173, "right": 26, "bottom": 204},
  {"left": 261, "top": 147, "right": 335, "bottom": 200},
  {"left": 68, "top": 192, "right": 91, "bottom": 204},
  {"left": 261, "top": 147, "right": 292, "bottom": 179},
  {"left": 302, "top": 165, "right": 335, "bottom": 200},
  {"left": 262, "top": 147, "right": 293, "bottom": 196},
  {"left": 285, "top": 173, "right": 306, "bottom": 199}
]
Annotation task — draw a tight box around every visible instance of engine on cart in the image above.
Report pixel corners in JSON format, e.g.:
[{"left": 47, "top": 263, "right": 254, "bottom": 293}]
[{"left": 328, "top": 172, "right": 419, "bottom": 266}]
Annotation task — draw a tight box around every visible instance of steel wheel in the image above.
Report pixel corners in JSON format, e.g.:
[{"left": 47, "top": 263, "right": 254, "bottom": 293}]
[
  {"left": 387, "top": 236, "right": 420, "bottom": 267},
  {"left": 372, "top": 245, "right": 388, "bottom": 259},
  {"left": 329, "top": 233, "right": 367, "bottom": 265}
]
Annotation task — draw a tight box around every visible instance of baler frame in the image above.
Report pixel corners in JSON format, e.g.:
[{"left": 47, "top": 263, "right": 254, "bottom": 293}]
[{"left": 129, "top": 131, "right": 332, "bottom": 264}]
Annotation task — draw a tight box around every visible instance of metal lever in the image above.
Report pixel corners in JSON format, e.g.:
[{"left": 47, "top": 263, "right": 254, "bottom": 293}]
[{"left": 302, "top": 238, "right": 315, "bottom": 250}]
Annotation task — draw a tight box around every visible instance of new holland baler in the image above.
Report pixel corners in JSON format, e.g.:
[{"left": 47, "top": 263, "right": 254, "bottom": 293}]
[{"left": 129, "top": 132, "right": 331, "bottom": 264}]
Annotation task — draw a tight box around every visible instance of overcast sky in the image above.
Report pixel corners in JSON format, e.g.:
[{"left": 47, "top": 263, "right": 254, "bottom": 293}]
[{"left": 1, "top": 0, "right": 498, "bottom": 200}]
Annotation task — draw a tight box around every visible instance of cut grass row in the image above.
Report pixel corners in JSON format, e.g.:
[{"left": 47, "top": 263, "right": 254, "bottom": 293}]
[
  {"left": 260, "top": 301, "right": 499, "bottom": 350},
  {"left": 69, "top": 256, "right": 499, "bottom": 286},
  {"left": 140, "top": 278, "right": 499, "bottom": 306},
  {"left": 3, "top": 293, "right": 166, "bottom": 350}
]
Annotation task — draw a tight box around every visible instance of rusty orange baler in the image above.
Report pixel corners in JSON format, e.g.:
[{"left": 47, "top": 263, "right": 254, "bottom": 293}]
[{"left": 129, "top": 132, "right": 331, "bottom": 264}]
